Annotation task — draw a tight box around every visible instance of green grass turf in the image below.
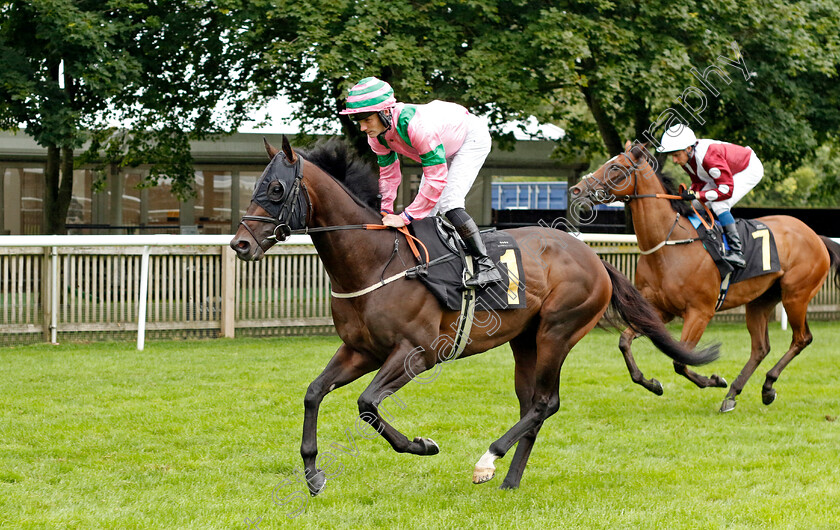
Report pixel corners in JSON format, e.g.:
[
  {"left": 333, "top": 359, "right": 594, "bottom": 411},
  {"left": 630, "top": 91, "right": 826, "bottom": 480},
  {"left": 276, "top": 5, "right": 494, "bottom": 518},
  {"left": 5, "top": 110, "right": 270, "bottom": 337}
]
[{"left": 1, "top": 321, "right": 838, "bottom": 529}]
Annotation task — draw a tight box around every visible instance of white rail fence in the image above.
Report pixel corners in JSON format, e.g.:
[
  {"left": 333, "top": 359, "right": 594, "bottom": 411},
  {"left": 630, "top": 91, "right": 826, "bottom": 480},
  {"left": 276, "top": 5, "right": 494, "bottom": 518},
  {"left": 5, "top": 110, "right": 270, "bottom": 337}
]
[{"left": 1, "top": 234, "right": 838, "bottom": 348}]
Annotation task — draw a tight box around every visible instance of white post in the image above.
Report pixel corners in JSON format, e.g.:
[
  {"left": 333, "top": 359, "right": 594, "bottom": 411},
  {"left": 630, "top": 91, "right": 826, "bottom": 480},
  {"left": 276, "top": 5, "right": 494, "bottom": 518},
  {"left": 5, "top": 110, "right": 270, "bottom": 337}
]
[
  {"left": 780, "top": 306, "right": 788, "bottom": 331},
  {"left": 50, "top": 246, "right": 58, "bottom": 344},
  {"left": 137, "top": 245, "right": 151, "bottom": 350}
]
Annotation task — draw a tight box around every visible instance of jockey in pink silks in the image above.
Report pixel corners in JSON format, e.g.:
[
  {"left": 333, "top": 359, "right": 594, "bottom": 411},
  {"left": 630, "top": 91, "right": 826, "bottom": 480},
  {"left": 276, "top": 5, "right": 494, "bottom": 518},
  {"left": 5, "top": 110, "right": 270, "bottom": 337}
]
[
  {"left": 658, "top": 124, "right": 764, "bottom": 268},
  {"left": 340, "top": 76, "right": 502, "bottom": 287}
]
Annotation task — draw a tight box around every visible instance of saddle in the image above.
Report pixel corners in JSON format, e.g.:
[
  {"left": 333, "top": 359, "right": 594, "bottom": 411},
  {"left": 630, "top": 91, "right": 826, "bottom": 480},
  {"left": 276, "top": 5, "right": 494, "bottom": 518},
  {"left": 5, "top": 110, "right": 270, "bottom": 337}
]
[
  {"left": 687, "top": 213, "right": 781, "bottom": 285},
  {"left": 407, "top": 217, "right": 527, "bottom": 311}
]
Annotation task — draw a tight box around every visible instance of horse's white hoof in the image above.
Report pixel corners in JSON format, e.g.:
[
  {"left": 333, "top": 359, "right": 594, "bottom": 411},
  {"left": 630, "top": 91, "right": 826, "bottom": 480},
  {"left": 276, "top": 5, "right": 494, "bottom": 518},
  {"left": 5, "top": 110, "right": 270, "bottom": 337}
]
[{"left": 473, "top": 466, "right": 496, "bottom": 484}]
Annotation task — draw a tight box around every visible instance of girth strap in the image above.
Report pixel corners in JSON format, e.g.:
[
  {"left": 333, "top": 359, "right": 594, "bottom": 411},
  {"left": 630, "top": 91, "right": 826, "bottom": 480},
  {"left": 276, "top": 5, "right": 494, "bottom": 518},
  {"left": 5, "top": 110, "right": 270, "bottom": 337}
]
[
  {"left": 448, "top": 258, "right": 476, "bottom": 360},
  {"left": 715, "top": 272, "right": 732, "bottom": 311}
]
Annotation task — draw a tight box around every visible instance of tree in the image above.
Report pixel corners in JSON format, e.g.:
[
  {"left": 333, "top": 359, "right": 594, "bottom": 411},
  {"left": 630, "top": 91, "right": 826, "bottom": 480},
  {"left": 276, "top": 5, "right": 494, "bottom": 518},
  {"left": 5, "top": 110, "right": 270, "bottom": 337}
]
[
  {"left": 0, "top": 0, "right": 271, "bottom": 233},
  {"left": 737, "top": 143, "right": 840, "bottom": 207},
  {"left": 254, "top": 0, "right": 840, "bottom": 175}
]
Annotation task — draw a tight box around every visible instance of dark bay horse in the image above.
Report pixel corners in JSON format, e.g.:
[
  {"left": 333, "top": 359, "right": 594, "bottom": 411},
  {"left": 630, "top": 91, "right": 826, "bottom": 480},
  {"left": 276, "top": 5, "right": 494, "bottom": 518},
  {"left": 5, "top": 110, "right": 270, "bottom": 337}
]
[
  {"left": 569, "top": 141, "right": 840, "bottom": 412},
  {"left": 230, "top": 137, "right": 719, "bottom": 493}
]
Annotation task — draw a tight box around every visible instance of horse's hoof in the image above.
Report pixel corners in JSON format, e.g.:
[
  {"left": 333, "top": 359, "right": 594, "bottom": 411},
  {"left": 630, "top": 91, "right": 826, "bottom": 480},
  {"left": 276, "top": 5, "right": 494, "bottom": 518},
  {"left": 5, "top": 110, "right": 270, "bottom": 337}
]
[
  {"left": 413, "top": 436, "right": 440, "bottom": 456},
  {"left": 719, "top": 398, "right": 737, "bottom": 413},
  {"left": 762, "top": 388, "right": 777, "bottom": 405},
  {"left": 307, "top": 469, "right": 327, "bottom": 496},
  {"left": 651, "top": 379, "right": 664, "bottom": 396},
  {"left": 499, "top": 480, "right": 519, "bottom": 490},
  {"left": 473, "top": 466, "right": 496, "bottom": 484},
  {"left": 712, "top": 374, "right": 728, "bottom": 388}
]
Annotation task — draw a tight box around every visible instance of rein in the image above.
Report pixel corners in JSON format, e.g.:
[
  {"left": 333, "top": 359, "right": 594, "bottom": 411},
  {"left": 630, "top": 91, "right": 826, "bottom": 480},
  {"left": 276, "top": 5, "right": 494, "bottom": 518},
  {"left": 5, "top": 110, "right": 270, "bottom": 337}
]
[
  {"left": 245, "top": 220, "right": 433, "bottom": 299},
  {"left": 239, "top": 151, "right": 434, "bottom": 299},
  {"left": 243, "top": 216, "right": 433, "bottom": 298},
  {"left": 327, "top": 224, "right": 431, "bottom": 298},
  {"left": 623, "top": 171, "right": 717, "bottom": 231},
  {"left": 622, "top": 193, "right": 682, "bottom": 201},
  {"left": 581, "top": 153, "right": 706, "bottom": 255},
  {"left": 238, "top": 153, "right": 430, "bottom": 264}
]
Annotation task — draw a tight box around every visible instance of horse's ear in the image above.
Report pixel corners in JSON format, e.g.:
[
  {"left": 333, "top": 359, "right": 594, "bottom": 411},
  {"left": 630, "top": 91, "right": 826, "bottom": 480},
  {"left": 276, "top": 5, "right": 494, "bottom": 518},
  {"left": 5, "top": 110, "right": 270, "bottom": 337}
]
[
  {"left": 629, "top": 141, "right": 653, "bottom": 162},
  {"left": 281, "top": 135, "right": 297, "bottom": 163},
  {"left": 264, "top": 137, "right": 279, "bottom": 160},
  {"left": 624, "top": 139, "right": 632, "bottom": 151}
]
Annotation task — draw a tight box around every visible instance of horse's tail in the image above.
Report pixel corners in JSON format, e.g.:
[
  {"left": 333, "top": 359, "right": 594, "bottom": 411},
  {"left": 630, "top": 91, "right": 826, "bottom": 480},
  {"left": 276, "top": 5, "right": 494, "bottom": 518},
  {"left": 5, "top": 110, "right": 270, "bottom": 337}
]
[
  {"left": 820, "top": 236, "right": 840, "bottom": 290},
  {"left": 601, "top": 260, "right": 720, "bottom": 366}
]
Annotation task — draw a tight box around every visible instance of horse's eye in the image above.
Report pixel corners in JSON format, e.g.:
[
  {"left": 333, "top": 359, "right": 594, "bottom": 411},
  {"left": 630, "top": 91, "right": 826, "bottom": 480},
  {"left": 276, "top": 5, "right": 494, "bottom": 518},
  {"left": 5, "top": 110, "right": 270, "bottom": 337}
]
[
  {"left": 268, "top": 182, "right": 285, "bottom": 203},
  {"left": 607, "top": 165, "right": 627, "bottom": 183}
]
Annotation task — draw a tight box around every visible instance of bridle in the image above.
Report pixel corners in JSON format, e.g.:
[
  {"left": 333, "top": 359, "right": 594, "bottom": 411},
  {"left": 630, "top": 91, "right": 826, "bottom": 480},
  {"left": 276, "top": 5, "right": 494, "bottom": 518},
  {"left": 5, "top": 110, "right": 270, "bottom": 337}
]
[
  {"left": 239, "top": 153, "right": 312, "bottom": 248},
  {"left": 577, "top": 151, "right": 705, "bottom": 253},
  {"left": 579, "top": 151, "right": 686, "bottom": 203},
  {"left": 237, "top": 151, "right": 431, "bottom": 289}
]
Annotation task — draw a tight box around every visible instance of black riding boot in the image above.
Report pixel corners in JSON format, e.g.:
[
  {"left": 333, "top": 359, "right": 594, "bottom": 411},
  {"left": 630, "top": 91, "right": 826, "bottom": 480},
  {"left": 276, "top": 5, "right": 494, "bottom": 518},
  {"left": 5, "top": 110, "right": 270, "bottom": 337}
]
[
  {"left": 722, "top": 223, "right": 747, "bottom": 268},
  {"left": 445, "top": 208, "right": 503, "bottom": 288}
]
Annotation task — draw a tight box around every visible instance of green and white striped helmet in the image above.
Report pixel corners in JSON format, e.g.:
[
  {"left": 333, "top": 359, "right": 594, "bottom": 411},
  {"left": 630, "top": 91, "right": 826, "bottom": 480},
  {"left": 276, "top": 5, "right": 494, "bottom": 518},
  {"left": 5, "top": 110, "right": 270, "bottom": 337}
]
[{"left": 339, "top": 77, "right": 397, "bottom": 115}]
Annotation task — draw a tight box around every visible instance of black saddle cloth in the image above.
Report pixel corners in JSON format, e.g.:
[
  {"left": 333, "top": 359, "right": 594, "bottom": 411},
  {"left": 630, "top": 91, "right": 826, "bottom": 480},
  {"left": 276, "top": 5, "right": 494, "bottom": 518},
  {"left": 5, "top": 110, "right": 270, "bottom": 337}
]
[
  {"left": 407, "top": 217, "right": 527, "bottom": 311},
  {"left": 692, "top": 216, "right": 781, "bottom": 283}
]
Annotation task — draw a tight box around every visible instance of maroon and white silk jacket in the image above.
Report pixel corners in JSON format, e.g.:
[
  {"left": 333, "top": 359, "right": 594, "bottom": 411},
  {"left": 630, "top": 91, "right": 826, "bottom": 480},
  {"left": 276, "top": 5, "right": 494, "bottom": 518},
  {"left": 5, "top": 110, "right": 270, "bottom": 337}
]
[{"left": 682, "top": 140, "right": 753, "bottom": 203}]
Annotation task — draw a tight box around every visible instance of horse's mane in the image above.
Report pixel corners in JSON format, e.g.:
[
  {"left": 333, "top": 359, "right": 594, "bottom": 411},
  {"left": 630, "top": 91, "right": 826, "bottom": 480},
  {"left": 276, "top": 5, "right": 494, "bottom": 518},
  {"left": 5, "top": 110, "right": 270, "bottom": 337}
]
[
  {"left": 299, "top": 138, "right": 381, "bottom": 211},
  {"left": 657, "top": 172, "right": 694, "bottom": 217},
  {"left": 626, "top": 144, "right": 693, "bottom": 217}
]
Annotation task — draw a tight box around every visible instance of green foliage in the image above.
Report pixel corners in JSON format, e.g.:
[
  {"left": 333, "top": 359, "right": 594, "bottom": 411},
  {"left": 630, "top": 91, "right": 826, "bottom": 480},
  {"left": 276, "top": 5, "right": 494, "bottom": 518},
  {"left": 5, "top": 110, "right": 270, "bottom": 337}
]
[
  {"left": 2, "top": 0, "right": 839, "bottom": 225},
  {"left": 255, "top": 0, "right": 840, "bottom": 176},
  {"left": 1, "top": 323, "right": 840, "bottom": 528},
  {"left": 739, "top": 143, "right": 840, "bottom": 207},
  {"left": 0, "top": 0, "right": 275, "bottom": 228}
]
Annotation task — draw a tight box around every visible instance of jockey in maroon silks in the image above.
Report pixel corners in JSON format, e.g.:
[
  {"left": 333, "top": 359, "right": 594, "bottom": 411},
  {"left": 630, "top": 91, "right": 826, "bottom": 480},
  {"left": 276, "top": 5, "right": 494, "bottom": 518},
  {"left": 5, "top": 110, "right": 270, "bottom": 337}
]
[
  {"left": 340, "top": 76, "right": 502, "bottom": 287},
  {"left": 658, "top": 124, "right": 764, "bottom": 268}
]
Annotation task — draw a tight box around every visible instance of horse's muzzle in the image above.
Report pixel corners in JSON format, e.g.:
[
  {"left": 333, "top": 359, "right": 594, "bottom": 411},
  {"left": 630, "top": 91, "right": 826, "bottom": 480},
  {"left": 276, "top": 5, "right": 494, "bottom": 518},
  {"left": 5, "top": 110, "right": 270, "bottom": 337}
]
[{"left": 230, "top": 235, "right": 263, "bottom": 261}]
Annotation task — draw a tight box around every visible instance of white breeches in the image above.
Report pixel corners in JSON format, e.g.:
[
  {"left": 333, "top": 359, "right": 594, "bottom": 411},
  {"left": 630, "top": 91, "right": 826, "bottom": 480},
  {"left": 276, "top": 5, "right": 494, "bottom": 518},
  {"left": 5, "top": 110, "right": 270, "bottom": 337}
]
[
  {"left": 707, "top": 152, "right": 764, "bottom": 215},
  {"left": 424, "top": 115, "right": 491, "bottom": 215}
]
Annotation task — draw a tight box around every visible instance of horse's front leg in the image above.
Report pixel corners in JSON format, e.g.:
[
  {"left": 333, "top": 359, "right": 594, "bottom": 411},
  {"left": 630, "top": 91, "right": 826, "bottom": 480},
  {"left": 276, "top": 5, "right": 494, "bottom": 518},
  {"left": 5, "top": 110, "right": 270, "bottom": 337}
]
[
  {"left": 356, "top": 341, "right": 441, "bottom": 456},
  {"left": 719, "top": 299, "right": 776, "bottom": 412},
  {"left": 619, "top": 326, "right": 664, "bottom": 395},
  {"left": 673, "top": 310, "right": 728, "bottom": 388},
  {"left": 301, "top": 343, "right": 379, "bottom": 496}
]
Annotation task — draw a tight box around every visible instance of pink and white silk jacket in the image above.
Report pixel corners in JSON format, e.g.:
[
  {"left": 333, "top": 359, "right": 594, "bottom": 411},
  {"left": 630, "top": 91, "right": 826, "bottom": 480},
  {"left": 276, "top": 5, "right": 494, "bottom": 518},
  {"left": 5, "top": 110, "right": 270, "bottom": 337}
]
[{"left": 368, "top": 101, "right": 471, "bottom": 223}]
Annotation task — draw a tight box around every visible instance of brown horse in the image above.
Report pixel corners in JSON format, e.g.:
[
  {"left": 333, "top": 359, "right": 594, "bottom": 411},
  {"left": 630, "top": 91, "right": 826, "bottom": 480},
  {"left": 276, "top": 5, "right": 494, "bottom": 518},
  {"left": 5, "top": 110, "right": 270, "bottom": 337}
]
[
  {"left": 230, "top": 137, "right": 718, "bottom": 493},
  {"left": 569, "top": 141, "right": 840, "bottom": 412}
]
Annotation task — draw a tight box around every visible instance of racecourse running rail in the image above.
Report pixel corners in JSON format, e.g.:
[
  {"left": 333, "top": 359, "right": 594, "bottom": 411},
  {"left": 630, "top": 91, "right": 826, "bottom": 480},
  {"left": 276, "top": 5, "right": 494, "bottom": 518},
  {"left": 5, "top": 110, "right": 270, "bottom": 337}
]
[{"left": 0, "top": 234, "right": 838, "bottom": 348}]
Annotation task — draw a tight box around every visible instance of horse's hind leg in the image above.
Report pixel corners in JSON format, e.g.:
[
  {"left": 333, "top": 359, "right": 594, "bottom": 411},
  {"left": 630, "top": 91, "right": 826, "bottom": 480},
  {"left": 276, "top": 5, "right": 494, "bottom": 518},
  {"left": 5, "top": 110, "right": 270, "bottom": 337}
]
[
  {"left": 496, "top": 332, "right": 542, "bottom": 490},
  {"left": 761, "top": 299, "right": 813, "bottom": 406},
  {"left": 474, "top": 293, "right": 604, "bottom": 488},
  {"left": 619, "top": 326, "right": 664, "bottom": 395},
  {"left": 673, "top": 310, "right": 728, "bottom": 388},
  {"left": 720, "top": 296, "right": 777, "bottom": 412},
  {"left": 472, "top": 342, "right": 564, "bottom": 488},
  {"left": 759, "top": 246, "right": 828, "bottom": 406}
]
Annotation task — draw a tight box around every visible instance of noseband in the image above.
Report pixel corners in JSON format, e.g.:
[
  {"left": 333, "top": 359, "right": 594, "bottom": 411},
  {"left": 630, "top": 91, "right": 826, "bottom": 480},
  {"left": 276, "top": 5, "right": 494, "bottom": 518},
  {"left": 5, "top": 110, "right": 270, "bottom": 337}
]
[
  {"left": 580, "top": 152, "right": 686, "bottom": 203},
  {"left": 577, "top": 152, "right": 707, "bottom": 254},
  {"left": 578, "top": 152, "right": 644, "bottom": 203}
]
